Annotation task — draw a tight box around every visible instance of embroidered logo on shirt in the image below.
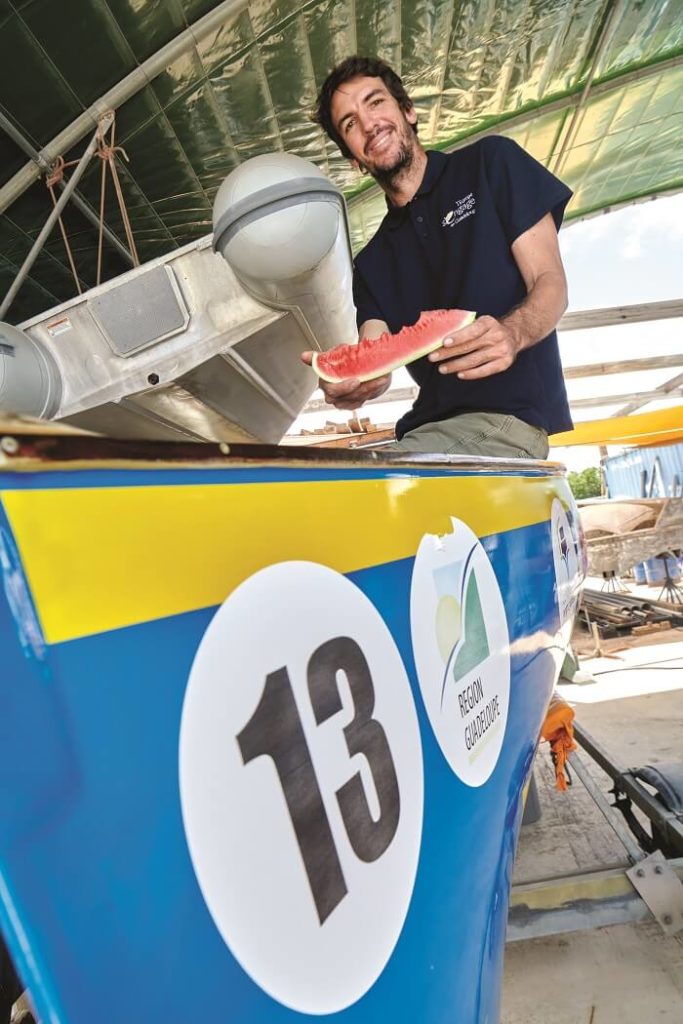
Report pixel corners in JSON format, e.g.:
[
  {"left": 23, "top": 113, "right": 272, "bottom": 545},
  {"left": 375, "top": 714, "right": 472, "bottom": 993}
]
[{"left": 442, "top": 193, "right": 475, "bottom": 228}]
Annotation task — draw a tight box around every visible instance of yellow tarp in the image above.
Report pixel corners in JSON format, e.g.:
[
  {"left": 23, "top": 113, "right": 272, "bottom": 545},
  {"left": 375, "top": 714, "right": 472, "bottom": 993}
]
[{"left": 550, "top": 406, "right": 683, "bottom": 448}]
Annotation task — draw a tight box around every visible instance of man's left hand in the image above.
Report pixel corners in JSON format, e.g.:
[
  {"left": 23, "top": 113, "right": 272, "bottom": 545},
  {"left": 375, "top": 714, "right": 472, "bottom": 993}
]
[{"left": 427, "top": 315, "right": 522, "bottom": 380}]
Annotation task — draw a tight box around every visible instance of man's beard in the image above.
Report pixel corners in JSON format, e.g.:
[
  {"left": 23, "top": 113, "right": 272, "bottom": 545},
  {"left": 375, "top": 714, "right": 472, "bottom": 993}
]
[{"left": 361, "top": 127, "right": 416, "bottom": 186}]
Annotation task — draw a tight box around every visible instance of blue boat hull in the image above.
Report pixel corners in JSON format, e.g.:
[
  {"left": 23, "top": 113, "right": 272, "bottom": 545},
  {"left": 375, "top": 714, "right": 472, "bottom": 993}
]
[{"left": 0, "top": 449, "right": 583, "bottom": 1023}]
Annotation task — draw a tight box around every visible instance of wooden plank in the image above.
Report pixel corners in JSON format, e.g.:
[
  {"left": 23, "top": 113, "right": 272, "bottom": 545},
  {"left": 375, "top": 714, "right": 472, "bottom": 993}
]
[
  {"left": 559, "top": 299, "right": 683, "bottom": 331},
  {"left": 571, "top": 388, "right": 683, "bottom": 410},
  {"left": 614, "top": 371, "right": 683, "bottom": 416},
  {"left": 564, "top": 354, "right": 683, "bottom": 379}
]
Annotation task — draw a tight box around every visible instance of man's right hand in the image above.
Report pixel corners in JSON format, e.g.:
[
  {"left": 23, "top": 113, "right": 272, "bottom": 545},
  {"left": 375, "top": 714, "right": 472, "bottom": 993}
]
[{"left": 301, "top": 351, "right": 391, "bottom": 410}]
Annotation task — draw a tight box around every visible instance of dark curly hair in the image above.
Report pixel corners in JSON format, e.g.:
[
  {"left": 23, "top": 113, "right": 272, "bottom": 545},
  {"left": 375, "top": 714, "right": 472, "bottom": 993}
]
[{"left": 314, "top": 55, "right": 417, "bottom": 159}]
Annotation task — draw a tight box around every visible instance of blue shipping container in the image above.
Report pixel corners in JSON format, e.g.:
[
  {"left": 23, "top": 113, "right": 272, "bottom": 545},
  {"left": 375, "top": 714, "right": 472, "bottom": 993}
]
[{"left": 604, "top": 443, "right": 683, "bottom": 499}]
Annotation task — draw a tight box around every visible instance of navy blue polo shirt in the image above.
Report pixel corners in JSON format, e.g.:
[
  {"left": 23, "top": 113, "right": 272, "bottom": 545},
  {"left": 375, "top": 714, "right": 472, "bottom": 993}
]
[{"left": 352, "top": 136, "right": 573, "bottom": 439}]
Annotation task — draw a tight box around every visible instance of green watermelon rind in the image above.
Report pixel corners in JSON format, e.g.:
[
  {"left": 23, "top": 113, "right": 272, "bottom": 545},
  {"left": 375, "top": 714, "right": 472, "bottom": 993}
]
[{"left": 312, "top": 309, "right": 476, "bottom": 384}]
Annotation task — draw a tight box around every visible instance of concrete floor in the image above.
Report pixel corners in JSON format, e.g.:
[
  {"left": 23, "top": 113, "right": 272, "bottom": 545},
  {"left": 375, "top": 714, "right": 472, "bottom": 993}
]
[{"left": 502, "top": 629, "right": 683, "bottom": 1024}]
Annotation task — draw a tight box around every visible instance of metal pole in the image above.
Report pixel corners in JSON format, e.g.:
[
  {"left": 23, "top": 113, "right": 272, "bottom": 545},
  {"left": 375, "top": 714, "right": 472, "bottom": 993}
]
[
  {"left": 0, "top": 114, "right": 113, "bottom": 321},
  {"left": 0, "top": 0, "right": 250, "bottom": 216},
  {"left": 0, "top": 108, "right": 134, "bottom": 268},
  {"left": 552, "top": 0, "right": 625, "bottom": 176}
]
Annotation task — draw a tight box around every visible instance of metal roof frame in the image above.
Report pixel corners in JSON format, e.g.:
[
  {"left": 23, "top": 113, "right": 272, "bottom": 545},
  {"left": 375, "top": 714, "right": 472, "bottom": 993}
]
[
  {"left": 0, "top": 0, "right": 681, "bottom": 325},
  {"left": 0, "top": 0, "right": 250, "bottom": 217},
  {"left": 0, "top": 0, "right": 681, "bottom": 444}
]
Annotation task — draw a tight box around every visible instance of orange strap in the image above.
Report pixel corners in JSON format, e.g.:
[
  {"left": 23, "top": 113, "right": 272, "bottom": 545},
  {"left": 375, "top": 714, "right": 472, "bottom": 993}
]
[{"left": 541, "top": 692, "right": 577, "bottom": 791}]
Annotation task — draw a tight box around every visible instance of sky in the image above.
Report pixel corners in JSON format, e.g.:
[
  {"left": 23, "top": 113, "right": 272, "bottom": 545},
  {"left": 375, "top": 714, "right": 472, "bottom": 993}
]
[
  {"left": 554, "top": 192, "right": 683, "bottom": 470},
  {"left": 291, "top": 192, "right": 683, "bottom": 472}
]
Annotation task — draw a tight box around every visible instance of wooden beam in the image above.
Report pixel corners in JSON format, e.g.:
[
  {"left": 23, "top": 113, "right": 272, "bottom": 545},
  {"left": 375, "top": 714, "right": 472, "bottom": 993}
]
[
  {"left": 559, "top": 299, "right": 683, "bottom": 331},
  {"left": 564, "top": 354, "right": 683, "bottom": 379},
  {"left": 570, "top": 388, "right": 683, "bottom": 410},
  {"left": 613, "top": 371, "right": 683, "bottom": 417}
]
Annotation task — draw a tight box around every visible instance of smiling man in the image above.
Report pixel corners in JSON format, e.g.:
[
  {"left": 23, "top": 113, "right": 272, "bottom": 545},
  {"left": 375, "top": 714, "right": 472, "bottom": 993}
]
[{"left": 303, "top": 55, "right": 574, "bottom": 458}]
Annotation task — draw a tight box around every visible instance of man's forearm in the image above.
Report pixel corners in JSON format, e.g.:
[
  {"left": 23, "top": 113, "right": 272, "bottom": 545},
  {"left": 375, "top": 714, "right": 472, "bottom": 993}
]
[
  {"left": 501, "top": 269, "right": 568, "bottom": 355},
  {"left": 427, "top": 212, "right": 569, "bottom": 380}
]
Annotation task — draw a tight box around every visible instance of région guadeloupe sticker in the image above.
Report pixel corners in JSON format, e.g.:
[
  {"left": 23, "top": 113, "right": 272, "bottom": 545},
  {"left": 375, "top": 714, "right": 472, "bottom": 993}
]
[{"left": 410, "top": 518, "right": 510, "bottom": 787}]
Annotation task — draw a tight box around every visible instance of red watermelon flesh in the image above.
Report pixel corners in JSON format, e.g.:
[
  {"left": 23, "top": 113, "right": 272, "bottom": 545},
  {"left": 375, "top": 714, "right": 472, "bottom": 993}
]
[{"left": 311, "top": 309, "right": 476, "bottom": 384}]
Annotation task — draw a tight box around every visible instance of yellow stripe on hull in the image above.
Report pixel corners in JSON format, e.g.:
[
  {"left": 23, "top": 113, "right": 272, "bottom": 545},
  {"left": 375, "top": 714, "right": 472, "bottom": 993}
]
[{"left": 2, "top": 473, "right": 562, "bottom": 645}]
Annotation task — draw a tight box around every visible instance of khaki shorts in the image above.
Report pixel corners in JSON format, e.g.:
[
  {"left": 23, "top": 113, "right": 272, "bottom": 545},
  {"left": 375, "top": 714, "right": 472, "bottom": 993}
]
[{"left": 383, "top": 411, "right": 549, "bottom": 460}]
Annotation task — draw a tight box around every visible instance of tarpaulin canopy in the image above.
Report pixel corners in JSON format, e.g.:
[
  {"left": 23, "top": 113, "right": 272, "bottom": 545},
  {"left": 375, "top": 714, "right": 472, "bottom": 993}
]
[{"left": 0, "top": 0, "right": 682, "bottom": 324}]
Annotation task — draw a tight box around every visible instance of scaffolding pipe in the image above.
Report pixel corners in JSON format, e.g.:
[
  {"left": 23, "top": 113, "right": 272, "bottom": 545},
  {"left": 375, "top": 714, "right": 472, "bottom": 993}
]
[{"left": 552, "top": 0, "right": 625, "bottom": 176}]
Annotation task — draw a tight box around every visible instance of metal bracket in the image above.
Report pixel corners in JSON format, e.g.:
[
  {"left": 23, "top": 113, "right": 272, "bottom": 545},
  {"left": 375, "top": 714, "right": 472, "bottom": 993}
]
[{"left": 626, "top": 851, "right": 683, "bottom": 935}]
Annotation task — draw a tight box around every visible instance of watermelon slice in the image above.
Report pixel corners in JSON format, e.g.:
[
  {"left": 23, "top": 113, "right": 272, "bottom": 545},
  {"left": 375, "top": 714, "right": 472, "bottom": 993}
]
[{"left": 311, "top": 309, "right": 476, "bottom": 383}]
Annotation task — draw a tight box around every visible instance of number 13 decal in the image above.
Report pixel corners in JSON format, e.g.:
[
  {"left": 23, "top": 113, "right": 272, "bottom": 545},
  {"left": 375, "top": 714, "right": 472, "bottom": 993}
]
[
  {"left": 180, "top": 562, "right": 423, "bottom": 1014},
  {"left": 237, "top": 636, "right": 401, "bottom": 923}
]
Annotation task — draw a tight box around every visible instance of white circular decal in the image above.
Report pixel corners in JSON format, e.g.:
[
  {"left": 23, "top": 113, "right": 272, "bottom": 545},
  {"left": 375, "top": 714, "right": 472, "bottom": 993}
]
[
  {"left": 410, "top": 519, "right": 510, "bottom": 787},
  {"left": 179, "top": 561, "right": 423, "bottom": 1014},
  {"left": 551, "top": 498, "right": 581, "bottom": 643}
]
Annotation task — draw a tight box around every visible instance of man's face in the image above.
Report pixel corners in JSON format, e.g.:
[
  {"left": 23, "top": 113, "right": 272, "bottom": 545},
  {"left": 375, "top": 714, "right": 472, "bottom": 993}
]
[{"left": 330, "top": 75, "right": 418, "bottom": 181}]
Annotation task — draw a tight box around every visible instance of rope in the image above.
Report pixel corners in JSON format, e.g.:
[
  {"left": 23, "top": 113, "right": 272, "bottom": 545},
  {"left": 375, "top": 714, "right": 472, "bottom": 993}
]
[
  {"left": 43, "top": 110, "right": 140, "bottom": 293},
  {"left": 95, "top": 113, "right": 139, "bottom": 281},
  {"left": 97, "top": 140, "right": 108, "bottom": 286},
  {"left": 45, "top": 156, "right": 82, "bottom": 294}
]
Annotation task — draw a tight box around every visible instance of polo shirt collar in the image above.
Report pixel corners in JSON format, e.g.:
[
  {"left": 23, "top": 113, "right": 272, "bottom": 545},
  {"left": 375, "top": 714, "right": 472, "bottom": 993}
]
[{"left": 384, "top": 150, "right": 449, "bottom": 228}]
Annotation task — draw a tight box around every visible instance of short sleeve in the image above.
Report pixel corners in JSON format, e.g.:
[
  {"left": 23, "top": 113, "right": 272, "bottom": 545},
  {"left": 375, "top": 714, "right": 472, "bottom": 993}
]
[
  {"left": 352, "top": 264, "right": 384, "bottom": 330},
  {"left": 482, "top": 136, "right": 572, "bottom": 243}
]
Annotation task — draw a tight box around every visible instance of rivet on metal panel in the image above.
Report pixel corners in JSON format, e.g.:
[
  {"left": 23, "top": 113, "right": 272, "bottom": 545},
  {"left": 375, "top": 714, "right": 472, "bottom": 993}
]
[
  {"left": 635, "top": 868, "right": 645, "bottom": 877},
  {"left": 663, "top": 914, "right": 673, "bottom": 925},
  {"left": 0, "top": 436, "right": 19, "bottom": 454},
  {"left": 654, "top": 865, "right": 663, "bottom": 875},
  {"left": 147, "top": 373, "right": 160, "bottom": 385}
]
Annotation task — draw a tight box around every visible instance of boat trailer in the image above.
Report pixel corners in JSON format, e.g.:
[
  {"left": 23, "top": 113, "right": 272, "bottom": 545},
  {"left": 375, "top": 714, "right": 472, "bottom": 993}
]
[{"left": 509, "top": 721, "right": 683, "bottom": 941}]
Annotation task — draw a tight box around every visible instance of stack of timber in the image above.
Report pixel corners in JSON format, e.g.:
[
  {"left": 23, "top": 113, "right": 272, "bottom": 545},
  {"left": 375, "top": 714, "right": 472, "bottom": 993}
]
[{"left": 579, "top": 588, "right": 683, "bottom": 638}]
